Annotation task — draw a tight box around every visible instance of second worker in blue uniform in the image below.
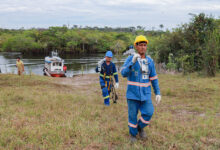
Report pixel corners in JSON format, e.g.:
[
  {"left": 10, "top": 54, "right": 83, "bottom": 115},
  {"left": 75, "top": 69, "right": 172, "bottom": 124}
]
[{"left": 96, "top": 51, "right": 119, "bottom": 106}]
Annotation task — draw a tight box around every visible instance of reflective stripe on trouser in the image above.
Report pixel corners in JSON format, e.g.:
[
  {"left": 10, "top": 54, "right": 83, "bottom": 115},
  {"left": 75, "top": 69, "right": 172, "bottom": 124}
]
[
  {"left": 127, "top": 99, "right": 154, "bottom": 136},
  {"left": 102, "top": 82, "right": 111, "bottom": 105}
]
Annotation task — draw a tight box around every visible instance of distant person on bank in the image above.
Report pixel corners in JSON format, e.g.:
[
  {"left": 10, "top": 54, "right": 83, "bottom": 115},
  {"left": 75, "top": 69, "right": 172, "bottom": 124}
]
[
  {"left": 16, "top": 57, "right": 24, "bottom": 75},
  {"left": 121, "top": 35, "right": 161, "bottom": 143}
]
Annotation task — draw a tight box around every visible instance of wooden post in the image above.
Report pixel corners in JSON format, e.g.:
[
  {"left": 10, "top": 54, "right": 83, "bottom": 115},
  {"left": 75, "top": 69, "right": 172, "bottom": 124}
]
[{"left": 81, "top": 65, "right": 84, "bottom": 76}]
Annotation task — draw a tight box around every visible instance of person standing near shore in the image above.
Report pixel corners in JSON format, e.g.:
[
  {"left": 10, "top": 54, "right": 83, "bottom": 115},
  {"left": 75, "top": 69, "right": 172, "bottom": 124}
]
[
  {"left": 16, "top": 57, "right": 24, "bottom": 75},
  {"left": 121, "top": 35, "right": 161, "bottom": 143}
]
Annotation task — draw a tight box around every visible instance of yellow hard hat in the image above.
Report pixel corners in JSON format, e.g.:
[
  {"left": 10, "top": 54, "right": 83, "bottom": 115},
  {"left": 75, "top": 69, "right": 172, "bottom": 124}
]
[{"left": 134, "top": 35, "right": 149, "bottom": 45}]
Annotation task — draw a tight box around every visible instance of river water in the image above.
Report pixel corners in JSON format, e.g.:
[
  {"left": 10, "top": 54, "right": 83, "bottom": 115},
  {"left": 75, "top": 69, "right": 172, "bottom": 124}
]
[{"left": 0, "top": 52, "right": 126, "bottom": 77}]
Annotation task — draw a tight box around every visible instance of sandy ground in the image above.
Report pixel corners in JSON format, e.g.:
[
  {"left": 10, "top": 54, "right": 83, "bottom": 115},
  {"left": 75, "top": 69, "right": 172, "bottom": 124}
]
[
  {"left": 51, "top": 73, "right": 124, "bottom": 99},
  {"left": 52, "top": 74, "right": 99, "bottom": 88}
]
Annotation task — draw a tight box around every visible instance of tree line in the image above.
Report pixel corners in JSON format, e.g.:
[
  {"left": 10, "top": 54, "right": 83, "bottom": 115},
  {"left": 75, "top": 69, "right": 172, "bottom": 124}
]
[
  {"left": 148, "top": 13, "right": 220, "bottom": 76},
  {"left": 0, "top": 25, "right": 160, "bottom": 55},
  {"left": 0, "top": 13, "right": 219, "bottom": 76}
]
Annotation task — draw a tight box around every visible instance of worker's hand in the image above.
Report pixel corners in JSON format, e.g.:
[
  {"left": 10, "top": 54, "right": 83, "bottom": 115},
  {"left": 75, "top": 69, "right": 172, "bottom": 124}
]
[
  {"left": 132, "top": 53, "right": 140, "bottom": 63},
  {"left": 97, "top": 58, "right": 105, "bottom": 72},
  {"left": 115, "top": 82, "right": 119, "bottom": 89},
  {"left": 98, "top": 58, "right": 106, "bottom": 65},
  {"left": 97, "top": 66, "right": 101, "bottom": 72},
  {"left": 155, "top": 95, "right": 161, "bottom": 105}
]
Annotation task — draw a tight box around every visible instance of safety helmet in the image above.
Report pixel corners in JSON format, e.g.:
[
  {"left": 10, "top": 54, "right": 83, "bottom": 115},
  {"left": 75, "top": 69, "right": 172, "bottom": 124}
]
[
  {"left": 105, "top": 51, "right": 113, "bottom": 57},
  {"left": 134, "top": 35, "right": 149, "bottom": 45}
]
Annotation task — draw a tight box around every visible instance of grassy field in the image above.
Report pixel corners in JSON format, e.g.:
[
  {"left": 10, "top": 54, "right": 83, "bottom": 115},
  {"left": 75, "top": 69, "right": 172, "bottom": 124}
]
[{"left": 0, "top": 73, "right": 219, "bottom": 150}]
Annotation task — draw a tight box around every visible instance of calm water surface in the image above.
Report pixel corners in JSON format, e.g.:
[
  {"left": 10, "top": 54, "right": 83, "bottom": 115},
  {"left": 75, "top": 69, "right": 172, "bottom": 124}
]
[{"left": 0, "top": 52, "right": 126, "bottom": 77}]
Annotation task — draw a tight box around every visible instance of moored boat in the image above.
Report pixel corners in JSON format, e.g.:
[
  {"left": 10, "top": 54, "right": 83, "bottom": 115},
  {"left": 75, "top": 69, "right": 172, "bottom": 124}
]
[{"left": 43, "top": 51, "right": 67, "bottom": 77}]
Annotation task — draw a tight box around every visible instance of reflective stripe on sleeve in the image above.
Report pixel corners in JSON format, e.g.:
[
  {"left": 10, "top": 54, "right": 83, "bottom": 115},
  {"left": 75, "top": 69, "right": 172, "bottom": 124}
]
[{"left": 149, "top": 75, "right": 158, "bottom": 81}]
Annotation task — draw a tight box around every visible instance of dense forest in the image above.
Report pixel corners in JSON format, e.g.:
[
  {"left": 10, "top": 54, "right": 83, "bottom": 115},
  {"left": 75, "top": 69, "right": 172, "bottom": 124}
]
[{"left": 0, "top": 13, "right": 219, "bottom": 76}]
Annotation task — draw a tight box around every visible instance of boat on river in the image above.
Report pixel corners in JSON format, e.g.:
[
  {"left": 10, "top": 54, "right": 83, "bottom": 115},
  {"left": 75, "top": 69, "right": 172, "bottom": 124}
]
[{"left": 43, "top": 51, "right": 67, "bottom": 77}]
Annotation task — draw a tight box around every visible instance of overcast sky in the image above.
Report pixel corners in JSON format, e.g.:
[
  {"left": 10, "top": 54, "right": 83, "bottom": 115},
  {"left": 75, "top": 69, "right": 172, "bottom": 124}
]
[{"left": 0, "top": 0, "right": 220, "bottom": 30}]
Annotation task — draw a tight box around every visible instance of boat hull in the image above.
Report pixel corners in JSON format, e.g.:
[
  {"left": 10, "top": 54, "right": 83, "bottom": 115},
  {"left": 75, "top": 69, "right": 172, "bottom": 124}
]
[
  {"left": 43, "top": 68, "right": 66, "bottom": 77},
  {"left": 50, "top": 74, "right": 65, "bottom": 77}
]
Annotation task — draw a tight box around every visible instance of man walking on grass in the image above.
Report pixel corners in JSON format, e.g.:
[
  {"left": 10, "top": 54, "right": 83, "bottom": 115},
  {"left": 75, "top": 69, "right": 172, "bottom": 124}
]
[
  {"left": 121, "top": 35, "right": 161, "bottom": 143},
  {"left": 96, "top": 51, "right": 119, "bottom": 106}
]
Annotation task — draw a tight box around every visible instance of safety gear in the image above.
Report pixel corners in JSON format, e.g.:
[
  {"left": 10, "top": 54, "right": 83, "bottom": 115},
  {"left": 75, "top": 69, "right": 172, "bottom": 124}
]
[
  {"left": 121, "top": 55, "right": 160, "bottom": 101},
  {"left": 105, "top": 51, "right": 113, "bottom": 58},
  {"left": 98, "top": 58, "right": 106, "bottom": 65},
  {"left": 115, "top": 82, "right": 119, "bottom": 89},
  {"left": 155, "top": 95, "right": 161, "bottom": 105},
  {"left": 132, "top": 53, "right": 140, "bottom": 63},
  {"left": 140, "top": 58, "right": 149, "bottom": 79},
  {"left": 127, "top": 99, "right": 154, "bottom": 136},
  {"left": 97, "top": 66, "right": 101, "bottom": 72},
  {"left": 138, "top": 126, "right": 147, "bottom": 139},
  {"left": 140, "top": 59, "right": 148, "bottom": 73},
  {"left": 97, "top": 58, "right": 106, "bottom": 72},
  {"left": 98, "top": 61, "right": 118, "bottom": 105},
  {"left": 99, "top": 62, "right": 118, "bottom": 87},
  {"left": 102, "top": 87, "right": 110, "bottom": 106},
  {"left": 130, "top": 134, "right": 137, "bottom": 143},
  {"left": 122, "top": 54, "right": 160, "bottom": 140},
  {"left": 134, "top": 35, "right": 149, "bottom": 45}
]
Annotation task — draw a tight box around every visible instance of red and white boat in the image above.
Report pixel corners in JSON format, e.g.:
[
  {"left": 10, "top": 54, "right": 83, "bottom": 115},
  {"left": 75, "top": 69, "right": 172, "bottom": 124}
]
[{"left": 43, "top": 51, "right": 67, "bottom": 77}]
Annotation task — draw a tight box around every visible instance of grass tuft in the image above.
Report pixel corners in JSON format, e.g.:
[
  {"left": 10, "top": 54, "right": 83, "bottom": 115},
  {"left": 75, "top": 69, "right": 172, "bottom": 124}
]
[{"left": 0, "top": 73, "right": 219, "bottom": 149}]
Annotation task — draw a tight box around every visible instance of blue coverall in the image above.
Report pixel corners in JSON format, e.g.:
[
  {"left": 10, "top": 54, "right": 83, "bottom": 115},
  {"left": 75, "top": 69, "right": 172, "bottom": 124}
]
[
  {"left": 121, "top": 55, "right": 160, "bottom": 136},
  {"left": 96, "top": 61, "right": 119, "bottom": 106}
]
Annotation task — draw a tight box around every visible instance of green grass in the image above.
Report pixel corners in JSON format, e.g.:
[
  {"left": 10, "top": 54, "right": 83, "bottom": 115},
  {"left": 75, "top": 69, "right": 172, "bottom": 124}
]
[{"left": 0, "top": 73, "right": 219, "bottom": 150}]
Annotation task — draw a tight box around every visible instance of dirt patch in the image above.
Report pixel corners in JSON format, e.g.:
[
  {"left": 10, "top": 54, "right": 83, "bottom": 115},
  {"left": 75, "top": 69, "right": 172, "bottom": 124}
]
[{"left": 52, "top": 74, "right": 99, "bottom": 88}]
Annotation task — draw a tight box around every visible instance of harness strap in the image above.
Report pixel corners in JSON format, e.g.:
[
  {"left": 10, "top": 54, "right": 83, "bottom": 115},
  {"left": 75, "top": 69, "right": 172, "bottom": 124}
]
[
  {"left": 108, "top": 75, "right": 112, "bottom": 91},
  {"left": 102, "top": 62, "right": 114, "bottom": 90}
]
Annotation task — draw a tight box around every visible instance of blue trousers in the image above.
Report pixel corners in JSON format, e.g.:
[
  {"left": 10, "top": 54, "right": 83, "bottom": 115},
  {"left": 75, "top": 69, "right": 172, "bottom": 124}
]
[
  {"left": 127, "top": 99, "right": 154, "bottom": 136},
  {"left": 101, "top": 81, "right": 112, "bottom": 106}
]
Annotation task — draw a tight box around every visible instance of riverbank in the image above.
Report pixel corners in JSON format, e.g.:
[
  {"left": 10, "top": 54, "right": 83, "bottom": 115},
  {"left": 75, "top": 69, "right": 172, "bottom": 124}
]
[
  {"left": 0, "top": 74, "right": 219, "bottom": 149},
  {"left": 0, "top": 52, "right": 127, "bottom": 76}
]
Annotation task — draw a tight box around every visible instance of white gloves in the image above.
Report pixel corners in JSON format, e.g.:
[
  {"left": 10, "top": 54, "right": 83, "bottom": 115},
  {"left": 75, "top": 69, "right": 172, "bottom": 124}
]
[
  {"left": 115, "top": 82, "right": 119, "bottom": 89},
  {"left": 98, "top": 58, "right": 105, "bottom": 64},
  {"left": 155, "top": 95, "right": 161, "bottom": 105},
  {"left": 97, "top": 58, "right": 106, "bottom": 72},
  {"left": 97, "top": 66, "right": 101, "bottom": 72},
  {"left": 132, "top": 53, "right": 140, "bottom": 63}
]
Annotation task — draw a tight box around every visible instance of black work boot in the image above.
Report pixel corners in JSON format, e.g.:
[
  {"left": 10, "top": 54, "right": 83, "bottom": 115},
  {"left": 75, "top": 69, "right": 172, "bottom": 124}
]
[
  {"left": 138, "top": 126, "right": 147, "bottom": 139},
  {"left": 129, "top": 134, "right": 137, "bottom": 143}
]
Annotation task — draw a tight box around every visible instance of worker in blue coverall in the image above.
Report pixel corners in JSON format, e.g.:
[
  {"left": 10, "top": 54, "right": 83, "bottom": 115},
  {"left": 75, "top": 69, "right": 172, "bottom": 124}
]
[
  {"left": 121, "top": 35, "right": 161, "bottom": 143},
  {"left": 96, "top": 51, "right": 119, "bottom": 106}
]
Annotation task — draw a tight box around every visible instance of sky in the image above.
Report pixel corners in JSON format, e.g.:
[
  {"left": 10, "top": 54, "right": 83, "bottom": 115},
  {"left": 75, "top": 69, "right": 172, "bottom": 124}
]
[{"left": 0, "top": 0, "right": 220, "bottom": 30}]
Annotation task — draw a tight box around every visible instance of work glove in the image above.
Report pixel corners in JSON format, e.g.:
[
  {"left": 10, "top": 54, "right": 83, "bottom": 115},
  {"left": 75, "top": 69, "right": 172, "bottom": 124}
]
[
  {"left": 132, "top": 53, "right": 141, "bottom": 63},
  {"left": 155, "top": 95, "right": 161, "bottom": 105},
  {"left": 115, "top": 82, "right": 119, "bottom": 89},
  {"left": 97, "top": 58, "right": 105, "bottom": 72}
]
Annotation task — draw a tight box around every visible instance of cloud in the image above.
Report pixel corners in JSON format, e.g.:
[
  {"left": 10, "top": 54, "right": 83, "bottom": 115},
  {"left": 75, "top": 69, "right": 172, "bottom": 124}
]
[{"left": 0, "top": 0, "right": 219, "bottom": 29}]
